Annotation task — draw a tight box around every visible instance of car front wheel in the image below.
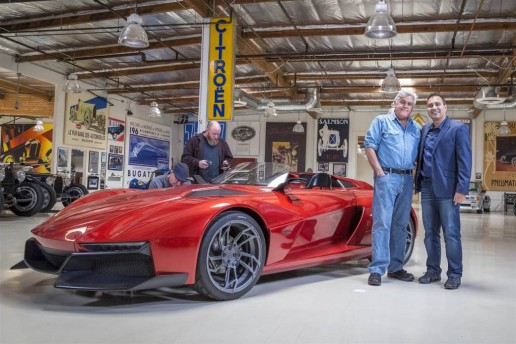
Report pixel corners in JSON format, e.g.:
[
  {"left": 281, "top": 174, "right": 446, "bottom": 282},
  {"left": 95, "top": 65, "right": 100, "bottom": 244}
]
[{"left": 195, "top": 211, "right": 265, "bottom": 301}]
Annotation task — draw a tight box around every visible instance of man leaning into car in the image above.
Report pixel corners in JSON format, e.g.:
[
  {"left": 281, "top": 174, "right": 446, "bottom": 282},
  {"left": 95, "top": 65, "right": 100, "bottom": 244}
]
[
  {"left": 364, "top": 89, "right": 421, "bottom": 286},
  {"left": 148, "top": 162, "right": 190, "bottom": 189}
]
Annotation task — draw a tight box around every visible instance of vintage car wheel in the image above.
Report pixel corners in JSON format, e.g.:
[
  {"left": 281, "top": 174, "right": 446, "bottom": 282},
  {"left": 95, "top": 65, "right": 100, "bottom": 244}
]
[
  {"left": 9, "top": 181, "right": 44, "bottom": 216},
  {"left": 38, "top": 182, "right": 57, "bottom": 212},
  {"left": 0, "top": 190, "right": 5, "bottom": 210},
  {"left": 61, "top": 184, "right": 88, "bottom": 206},
  {"left": 83, "top": 108, "right": 93, "bottom": 129},
  {"left": 483, "top": 196, "right": 491, "bottom": 213},
  {"left": 403, "top": 216, "right": 416, "bottom": 265},
  {"left": 2, "top": 154, "right": 15, "bottom": 163},
  {"left": 195, "top": 211, "right": 266, "bottom": 301}
]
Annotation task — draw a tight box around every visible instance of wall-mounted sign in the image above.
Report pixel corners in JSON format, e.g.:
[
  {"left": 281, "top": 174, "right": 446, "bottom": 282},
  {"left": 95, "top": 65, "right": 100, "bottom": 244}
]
[
  {"left": 231, "top": 125, "right": 256, "bottom": 142},
  {"left": 207, "top": 17, "right": 235, "bottom": 121}
]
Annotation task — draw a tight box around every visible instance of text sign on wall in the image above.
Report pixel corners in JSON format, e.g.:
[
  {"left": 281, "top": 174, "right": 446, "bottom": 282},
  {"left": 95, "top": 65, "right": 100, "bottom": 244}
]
[{"left": 207, "top": 17, "right": 235, "bottom": 121}]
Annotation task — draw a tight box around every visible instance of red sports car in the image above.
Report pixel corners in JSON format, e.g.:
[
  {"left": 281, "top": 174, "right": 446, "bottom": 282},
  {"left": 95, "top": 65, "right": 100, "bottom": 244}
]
[{"left": 12, "top": 162, "right": 417, "bottom": 300}]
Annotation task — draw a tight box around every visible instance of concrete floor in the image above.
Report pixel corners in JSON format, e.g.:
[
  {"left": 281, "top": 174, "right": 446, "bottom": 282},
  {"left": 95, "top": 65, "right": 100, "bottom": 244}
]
[{"left": 1, "top": 206, "right": 515, "bottom": 344}]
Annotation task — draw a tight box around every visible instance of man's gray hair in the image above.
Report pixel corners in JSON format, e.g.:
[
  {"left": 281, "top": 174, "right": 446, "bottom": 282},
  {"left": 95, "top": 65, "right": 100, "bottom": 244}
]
[{"left": 393, "top": 89, "right": 418, "bottom": 105}]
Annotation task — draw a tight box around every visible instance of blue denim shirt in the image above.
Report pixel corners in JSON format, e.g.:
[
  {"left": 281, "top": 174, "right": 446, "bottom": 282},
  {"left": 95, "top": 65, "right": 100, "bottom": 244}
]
[{"left": 364, "top": 109, "right": 421, "bottom": 170}]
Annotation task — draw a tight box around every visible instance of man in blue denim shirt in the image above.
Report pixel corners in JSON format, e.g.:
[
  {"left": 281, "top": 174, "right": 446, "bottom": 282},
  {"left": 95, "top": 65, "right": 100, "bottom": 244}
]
[{"left": 364, "top": 89, "right": 421, "bottom": 286}]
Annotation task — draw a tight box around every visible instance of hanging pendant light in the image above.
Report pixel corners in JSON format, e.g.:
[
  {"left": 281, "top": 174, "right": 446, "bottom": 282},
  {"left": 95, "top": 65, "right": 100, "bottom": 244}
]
[
  {"left": 33, "top": 118, "right": 44, "bottom": 132},
  {"left": 365, "top": 0, "right": 397, "bottom": 39},
  {"left": 292, "top": 112, "right": 305, "bottom": 133},
  {"left": 380, "top": 68, "right": 401, "bottom": 93},
  {"left": 265, "top": 100, "right": 277, "bottom": 117},
  {"left": 63, "top": 73, "right": 81, "bottom": 93},
  {"left": 147, "top": 101, "right": 161, "bottom": 117},
  {"left": 498, "top": 111, "right": 511, "bottom": 135},
  {"left": 118, "top": 13, "right": 149, "bottom": 48}
]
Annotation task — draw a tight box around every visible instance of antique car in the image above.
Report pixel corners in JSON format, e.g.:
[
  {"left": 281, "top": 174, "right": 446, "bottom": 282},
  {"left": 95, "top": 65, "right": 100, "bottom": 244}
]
[
  {"left": 1, "top": 163, "right": 45, "bottom": 216},
  {"left": 460, "top": 180, "right": 491, "bottom": 214},
  {"left": 33, "top": 170, "right": 89, "bottom": 207},
  {"left": 12, "top": 162, "right": 417, "bottom": 301},
  {"left": 500, "top": 151, "right": 516, "bottom": 166},
  {"left": 69, "top": 99, "right": 106, "bottom": 133}
]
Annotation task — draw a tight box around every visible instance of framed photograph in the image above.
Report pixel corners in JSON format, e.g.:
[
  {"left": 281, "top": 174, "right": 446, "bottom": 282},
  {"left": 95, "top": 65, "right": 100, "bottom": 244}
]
[
  {"left": 333, "top": 163, "right": 347, "bottom": 176},
  {"left": 317, "top": 162, "right": 329, "bottom": 172},
  {"left": 88, "top": 151, "right": 99, "bottom": 174},
  {"left": 57, "top": 147, "right": 69, "bottom": 168},
  {"left": 87, "top": 176, "right": 99, "bottom": 190},
  {"left": 108, "top": 153, "right": 123, "bottom": 171}
]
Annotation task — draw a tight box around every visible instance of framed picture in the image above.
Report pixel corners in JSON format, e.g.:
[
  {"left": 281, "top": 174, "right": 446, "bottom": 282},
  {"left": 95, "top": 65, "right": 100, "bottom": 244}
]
[
  {"left": 87, "top": 176, "right": 99, "bottom": 190},
  {"left": 57, "top": 147, "right": 69, "bottom": 168},
  {"left": 108, "top": 153, "right": 123, "bottom": 171},
  {"left": 333, "top": 163, "right": 347, "bottom": 176},
  {"left": 88, "top": 151, "right": 99, "bottom": 174},
  {"left": 317, "top": 162, "right": 329, "bottom": 172}
]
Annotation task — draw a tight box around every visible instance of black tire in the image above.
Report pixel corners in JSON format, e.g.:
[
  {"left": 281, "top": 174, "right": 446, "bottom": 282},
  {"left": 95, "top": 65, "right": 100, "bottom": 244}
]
[
  {"left": 477, "top": 209, "right": 483, "bottom": 214},
  {"left": 61, "top": 183, "right": 89, "bottom": 207},
  {"left": 9, "top": 181, "right": 44, "bottom": 216},
  {"left": 195, "top": 211, "right": 265, "bottom": 301},
  {"left": 0, "top": 190, "right": 5, "bottom": 211},
  {"left": 38, "top": 182, "right": 57, "bottom": 212},
  {"left": 403, "top": 216, "right": 416, "bottom": 265},
  {"left": 483, "top": 197, "right": 491, "bottom": 213}
]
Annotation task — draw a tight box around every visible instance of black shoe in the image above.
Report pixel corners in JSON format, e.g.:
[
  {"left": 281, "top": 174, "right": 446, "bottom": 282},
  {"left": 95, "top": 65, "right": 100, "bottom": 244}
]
[
  {"left": 418, "top": 272, "right": 441, "bottom": 284},
  {"left": 387, "top": 269, "right": 414, "bottom": 282},
  {"left": 444, "top": 277, "right": 461, "bottom": 290},
  {"left": 368, "top": 273, "right": 381, "bottom": 286}
]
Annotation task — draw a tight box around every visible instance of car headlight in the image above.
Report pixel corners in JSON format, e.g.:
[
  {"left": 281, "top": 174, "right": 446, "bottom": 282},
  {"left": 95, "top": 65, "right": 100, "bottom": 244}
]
[
  {"left": 15, "top": 170, "right": 26, "bottom": 182},
  {"left": 46, "top": 175, "right": 56, "bottom": 185},
  {"left": 0, "top": 170, "right": 5, "bottom": 182}
]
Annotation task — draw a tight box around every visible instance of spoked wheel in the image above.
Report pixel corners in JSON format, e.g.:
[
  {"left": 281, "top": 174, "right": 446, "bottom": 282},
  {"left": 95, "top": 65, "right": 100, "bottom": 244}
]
[
  {"left": 61, "top": 184, "right": 88, "bottom": 206},
  {"left": 403, "top": 216, "right": 416, "bottom": 265},
  {"left": 38, "top": 182, "right": 57, "bottom": 212},
  {"left": 9, "top": 181, "right": 44, "bottom": 216},
  {"left": 195, "top": 211, "right": 265, "bottom": 301}
]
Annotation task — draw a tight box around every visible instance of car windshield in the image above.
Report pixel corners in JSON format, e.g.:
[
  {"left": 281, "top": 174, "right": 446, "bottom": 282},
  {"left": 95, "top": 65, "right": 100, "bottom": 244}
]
[{"left": 211, "top": 162, "right": 292, "bottom": 186}]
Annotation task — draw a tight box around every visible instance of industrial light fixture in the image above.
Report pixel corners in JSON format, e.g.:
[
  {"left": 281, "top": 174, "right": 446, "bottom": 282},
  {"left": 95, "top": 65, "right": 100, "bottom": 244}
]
[
  {"left": 265, "top": 100, "right": 277, "bottom": 117},
  {"left": 118, "top": 13, "right": 149, "bottom": 48},
  {"left": 365, "top": 0, "right": 397, "bottom": 39},
  {"left": 33, "top": 118, "right": 44, "bottom": 132},
  {"left": 63, "top": 73, "right": 81, "bottom": 93},
  {"left": 380, "top": 68, "right": 401, "bottom": 93},
  {"left": 147, "top": 101, "right": 161, "bottom": 117},
  {"left": 498, "top": 111, "right": 511, "bottom": 136},
  {"left": 292, "top": 112, "right": 305, "bottom": 133}
]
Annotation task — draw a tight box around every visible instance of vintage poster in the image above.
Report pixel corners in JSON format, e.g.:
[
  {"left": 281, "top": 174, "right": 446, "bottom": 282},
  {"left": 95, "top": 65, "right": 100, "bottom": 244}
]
[
  {"left": 483, "top": 121, "right": 516, "bottom": 191},
  {"left": 124, "top": 117, "right": 172, "bottom": 187},
  {"left": 107, "top": 117, "right": 125, "bottom": 142},
  {"left": 0, "top": 123, "right": 53, "bottom": 173},
  {"left": 63, "top": 92, "right": 108, "bottom": 149},
  {"left": 316, "top": 118, "right": 349, "bottom": 163},
  {"left": 265, "top": 122, "right": 306, "bottom": 172}
]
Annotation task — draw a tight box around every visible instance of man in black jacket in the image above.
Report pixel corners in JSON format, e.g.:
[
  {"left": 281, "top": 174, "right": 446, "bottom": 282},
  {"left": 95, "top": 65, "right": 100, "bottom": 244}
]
[{"left": 181, "top": 121, "right": 233, "bottom": 181}]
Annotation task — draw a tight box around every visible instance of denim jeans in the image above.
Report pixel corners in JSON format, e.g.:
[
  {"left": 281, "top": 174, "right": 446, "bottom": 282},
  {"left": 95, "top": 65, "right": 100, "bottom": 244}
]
[
  {"left": 368, "top": 173, "right": 414, "bottom": 275},
  {"left": 420, "top": 178, "right": 463, "bottom": 278}
]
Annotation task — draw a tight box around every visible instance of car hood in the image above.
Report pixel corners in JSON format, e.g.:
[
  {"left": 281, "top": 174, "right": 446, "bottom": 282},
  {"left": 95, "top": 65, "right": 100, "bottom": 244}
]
[{"left": 31, "top": 186, "right": 252, "bottom": 243}]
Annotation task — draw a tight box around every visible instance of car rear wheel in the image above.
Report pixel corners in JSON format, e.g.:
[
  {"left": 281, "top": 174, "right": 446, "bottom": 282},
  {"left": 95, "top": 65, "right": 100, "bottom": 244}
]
[
  {"left": 195, "top": 211, "right": 265, "bottom": 301},
  {"left": 403, "top": 216, "right": 416, "bottom": 265}
]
